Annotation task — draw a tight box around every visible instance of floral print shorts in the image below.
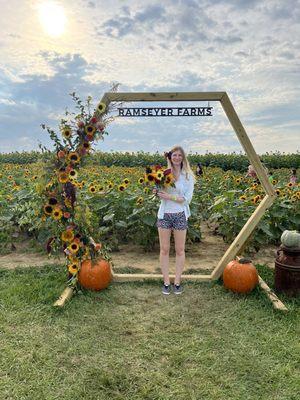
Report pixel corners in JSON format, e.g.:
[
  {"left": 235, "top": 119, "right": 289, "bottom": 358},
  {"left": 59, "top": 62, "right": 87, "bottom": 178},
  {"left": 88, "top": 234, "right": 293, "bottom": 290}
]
[{"left": 157, "top": 211, "right": 188, "bottom": 230}]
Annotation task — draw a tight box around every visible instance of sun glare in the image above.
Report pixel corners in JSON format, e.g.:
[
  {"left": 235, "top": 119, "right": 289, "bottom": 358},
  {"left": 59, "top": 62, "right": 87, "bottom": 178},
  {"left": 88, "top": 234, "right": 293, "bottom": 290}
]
[{"left": 38, "top": 1, "right": 66, "bottom": 37}]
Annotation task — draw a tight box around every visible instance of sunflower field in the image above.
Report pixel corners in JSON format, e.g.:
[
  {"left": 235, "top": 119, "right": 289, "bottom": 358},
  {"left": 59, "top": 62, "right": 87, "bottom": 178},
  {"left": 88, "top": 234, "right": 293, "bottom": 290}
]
[
  {"left": 0, "top": 92, "right": 299, "bottom": 284},
  {"left": 0, "top": 160, "right": 299, "bottom": 256}
]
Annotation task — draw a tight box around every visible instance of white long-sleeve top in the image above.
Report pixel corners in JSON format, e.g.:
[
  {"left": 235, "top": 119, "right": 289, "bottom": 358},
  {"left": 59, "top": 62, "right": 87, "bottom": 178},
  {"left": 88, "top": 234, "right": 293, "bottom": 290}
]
[{"left": 157, "top": 171, "right": 195, "bottom": 220}]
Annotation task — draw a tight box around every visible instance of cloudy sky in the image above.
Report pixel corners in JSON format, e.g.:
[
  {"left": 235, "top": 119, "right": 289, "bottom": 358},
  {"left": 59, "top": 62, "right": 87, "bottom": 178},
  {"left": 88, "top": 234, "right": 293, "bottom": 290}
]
[{"left": 0, "top": 0, "right": 299, "bottom": 155}]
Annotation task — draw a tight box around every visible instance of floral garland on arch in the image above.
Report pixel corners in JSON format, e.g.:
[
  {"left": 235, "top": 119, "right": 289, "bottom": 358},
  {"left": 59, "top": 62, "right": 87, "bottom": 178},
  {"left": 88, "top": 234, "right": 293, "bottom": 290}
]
[{"left": 40, "top": 86, "right": 119, "bottom": 287}]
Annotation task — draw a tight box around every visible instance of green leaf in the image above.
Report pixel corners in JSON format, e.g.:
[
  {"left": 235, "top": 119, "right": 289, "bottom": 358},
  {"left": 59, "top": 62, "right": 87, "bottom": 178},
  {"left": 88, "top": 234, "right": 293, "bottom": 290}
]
[
  {"left": 103, "top": 213, "right": 115, "bottom": 222},
  {"left": 142, "top": 215, "right": 156, "bottom": 226},
  {"left": 259, "top": 223, "right": 273, "bottom": 237},
  {"left": 99, "top": 226, "right": 111, "bottom": 234},
  {"left": 115, "top": 221, "right": 127, "bottom": 228}
]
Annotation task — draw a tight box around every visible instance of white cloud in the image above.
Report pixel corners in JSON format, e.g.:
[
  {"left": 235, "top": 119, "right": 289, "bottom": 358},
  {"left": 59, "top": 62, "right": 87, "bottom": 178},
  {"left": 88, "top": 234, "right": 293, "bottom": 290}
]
[
  {"left": 112, "top": 117, "right": 138, "bottom": 126},
  {"left": 0, "top": 0, "right": 299, "bottom": 154},
  {"left": 0, "top": 98, "right": 16, "bottom": 106}
]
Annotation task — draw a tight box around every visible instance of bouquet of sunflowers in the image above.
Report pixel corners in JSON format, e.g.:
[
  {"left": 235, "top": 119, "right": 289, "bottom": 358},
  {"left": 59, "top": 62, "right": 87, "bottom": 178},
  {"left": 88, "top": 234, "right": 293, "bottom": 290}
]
[{"left": 145, "top": 165, "right": 175, "bottom": 190}]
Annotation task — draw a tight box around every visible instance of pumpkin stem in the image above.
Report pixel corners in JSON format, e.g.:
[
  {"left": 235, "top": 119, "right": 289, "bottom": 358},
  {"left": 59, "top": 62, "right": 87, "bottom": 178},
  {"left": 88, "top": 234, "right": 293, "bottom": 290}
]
[{"left": 239, "top": 258, "right": 252, "bottom": 264}]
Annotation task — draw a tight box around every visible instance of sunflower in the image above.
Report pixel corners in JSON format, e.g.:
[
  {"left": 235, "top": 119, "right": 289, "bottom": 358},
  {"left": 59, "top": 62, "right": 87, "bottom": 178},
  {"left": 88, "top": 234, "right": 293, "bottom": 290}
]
[
  {"left": 239, "top": 195, "right": 247, "bottom": 201},
  {"left": 107, "top": 182, "right": 114, "bottom": 189},
  {"left": 156, "top": 170, "right": 164, "bottom": 181},
  {"left": 275, "top": 189, "right": 281, "bottom": 196},
  {"left": 138, "top": 177, "right": 144, "bottom": 184},
  {"left": 165, "top": 175, "right": 174, "bottom": 186},
  {"left": 85, "top": 125, "right": 96, "bottom": 135},
  {"left": 235, "top": 178, "right": 241, "bottom": 184},
  {"left": 96, "top": 102, "right": 106, "bottom": 114},
  {"left": 52, "top": 208, "right": 63, "bottom": 220},
  {"left": 58, "top": 171, "right": 69, "bottom": 184},
  {"left": 123, "top": 178, "right": 130, "bottom": 186},
  {"left": 68, "top": 263, "right": 79, "bottom": 275},
  {"left": 44, "top": 204, "right": 53, "bottom": 215},
  {"left": 82, "top": 142, "right": 91, "bottom": 151},
  {"left": 69, "top": 169, "right": 78, "bottom": 179},
  {"left": 48, "top": 197, "right": 58, "bottom": 206},
  {"left": 89, "top": 185, "right": 97, "bottom": 193},
  {"left": 287, "top": 182, "right": 293, "bottom": 188},
  {"left": 67, "top": 152, "right": 81, "bottom": 164},
  {"left": 146, "top": 173, "right": 156, "bottom": 182},
  {"left": 68, "top": 242, "right": 80, "bottom": 254},
  {"left": 251, "top": 195, "right": 260, "bottom": 204},
  {"left": 62, "top": 127, "right": 72, "bottom": 139},
  {"left": 118, "top": 184, "right": 126, "bottom": 192},
  {"left": 136, "top": 197, "right": 144, "bottom": 205},
  {"left": 61, "top": 230, "right": 75, "bottom": 243},
  {"left": 272, "top": 179, "right": 278, "bottom": 185}
]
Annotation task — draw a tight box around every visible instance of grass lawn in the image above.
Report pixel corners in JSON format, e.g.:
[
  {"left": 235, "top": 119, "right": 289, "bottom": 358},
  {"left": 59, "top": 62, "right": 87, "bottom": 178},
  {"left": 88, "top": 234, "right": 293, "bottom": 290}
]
[{"left": 0, "top": 264, "right": 299, "bottom": 400}]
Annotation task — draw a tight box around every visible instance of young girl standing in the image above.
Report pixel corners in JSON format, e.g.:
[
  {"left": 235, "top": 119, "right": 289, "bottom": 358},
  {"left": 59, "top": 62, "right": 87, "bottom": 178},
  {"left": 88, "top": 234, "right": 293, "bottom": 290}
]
[{"left": 155, "top": 146, "right": 195, "bottom": 295}]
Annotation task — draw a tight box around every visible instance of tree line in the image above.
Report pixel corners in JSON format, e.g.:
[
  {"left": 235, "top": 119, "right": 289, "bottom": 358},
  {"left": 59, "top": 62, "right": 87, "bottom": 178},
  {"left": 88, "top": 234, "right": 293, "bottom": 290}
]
[{"left": 0, "top": 150, "right": 299, "bottom": 171}]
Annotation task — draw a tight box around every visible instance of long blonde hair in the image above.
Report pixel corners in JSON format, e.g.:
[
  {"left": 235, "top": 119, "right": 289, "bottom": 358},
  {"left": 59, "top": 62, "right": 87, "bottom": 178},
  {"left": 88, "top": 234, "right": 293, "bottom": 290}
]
[{"left": 167, "top": 145, "right": 195, "bottom": 180}]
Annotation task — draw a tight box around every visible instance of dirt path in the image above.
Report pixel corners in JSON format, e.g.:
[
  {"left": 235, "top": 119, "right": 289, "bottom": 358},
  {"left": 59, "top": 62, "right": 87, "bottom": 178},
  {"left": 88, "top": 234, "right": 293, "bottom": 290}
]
[
  {"left": 0, "top": 224, "right": 276, "bottom": 272},
  {"left": 111, "top": 224, "right": 277, "bottom": 273}
]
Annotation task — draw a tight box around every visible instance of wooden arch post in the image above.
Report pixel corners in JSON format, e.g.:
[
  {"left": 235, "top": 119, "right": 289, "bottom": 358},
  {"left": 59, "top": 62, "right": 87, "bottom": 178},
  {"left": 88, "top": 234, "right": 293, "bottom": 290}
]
[{"left": 98, "top": 91, "right": 277, "bottom": 283}]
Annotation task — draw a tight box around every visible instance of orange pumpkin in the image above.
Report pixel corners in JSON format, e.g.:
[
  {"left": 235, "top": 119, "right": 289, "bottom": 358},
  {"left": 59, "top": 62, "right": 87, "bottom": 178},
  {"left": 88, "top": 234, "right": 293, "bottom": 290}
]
[
  {"left": 223, "top": 258, "right": 258, "bottom": 294},
  {"left": 78, "top": 258, "right": 112, "bottom": 291}
]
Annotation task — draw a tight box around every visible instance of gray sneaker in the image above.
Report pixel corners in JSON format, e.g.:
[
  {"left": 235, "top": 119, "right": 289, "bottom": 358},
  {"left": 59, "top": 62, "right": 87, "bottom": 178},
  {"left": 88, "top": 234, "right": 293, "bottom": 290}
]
[
  {"left": 173, "top": 284, "right": 183, "bottom": 295},
  {"left": 162, "top": 284, "right": 171, "bottom": 295}
]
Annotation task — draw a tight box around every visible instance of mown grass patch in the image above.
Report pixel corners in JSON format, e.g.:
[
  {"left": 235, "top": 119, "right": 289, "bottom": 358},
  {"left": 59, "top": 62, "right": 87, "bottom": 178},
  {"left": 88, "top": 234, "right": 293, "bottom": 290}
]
[{"left": 0, "top": 264, "right": 299, "bottom": 400}]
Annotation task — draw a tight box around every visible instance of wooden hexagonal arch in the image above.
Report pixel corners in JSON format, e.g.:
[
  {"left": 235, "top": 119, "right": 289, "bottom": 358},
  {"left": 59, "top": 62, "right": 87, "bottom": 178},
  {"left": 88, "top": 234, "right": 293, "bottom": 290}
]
[{"left": 99, "top": 92, "right": 277, "bottom": 282}]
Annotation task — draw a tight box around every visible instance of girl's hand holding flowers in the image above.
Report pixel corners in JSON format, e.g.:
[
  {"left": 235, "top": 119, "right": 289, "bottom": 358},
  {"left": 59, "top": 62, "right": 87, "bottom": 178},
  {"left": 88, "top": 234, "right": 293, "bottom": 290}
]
[{"left": 157, "top": 191, "right": 170, "bottom": 200}]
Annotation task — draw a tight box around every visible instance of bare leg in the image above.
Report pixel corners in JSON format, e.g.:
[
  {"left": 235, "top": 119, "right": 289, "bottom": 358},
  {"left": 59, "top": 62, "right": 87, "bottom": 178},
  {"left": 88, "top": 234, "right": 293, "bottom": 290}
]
[
  {"left": 158, "top": 228, "right": 171, "bottom": 285},
  {"left": 173, "top": 229, "right": 187, "bottom": 285}
]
